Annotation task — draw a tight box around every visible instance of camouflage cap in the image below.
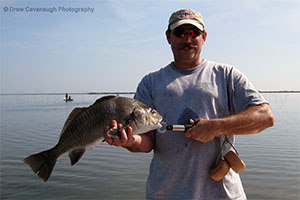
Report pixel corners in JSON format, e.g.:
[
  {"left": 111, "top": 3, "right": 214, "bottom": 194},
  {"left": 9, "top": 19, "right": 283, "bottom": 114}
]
[{"left": 168, "top": 9, "right": 205, "bottom": 31}]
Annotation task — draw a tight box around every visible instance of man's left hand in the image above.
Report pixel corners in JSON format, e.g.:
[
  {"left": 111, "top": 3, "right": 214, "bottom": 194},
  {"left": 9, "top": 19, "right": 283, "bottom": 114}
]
[{"left": 185, "top": 118, "right": 221, "bottom": 143}]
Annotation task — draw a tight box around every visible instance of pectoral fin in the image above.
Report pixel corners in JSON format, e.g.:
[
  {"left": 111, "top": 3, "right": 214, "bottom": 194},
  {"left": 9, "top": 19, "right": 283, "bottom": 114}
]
[{"left": 69, "top": 149, "right": 86, "bottom": 166}]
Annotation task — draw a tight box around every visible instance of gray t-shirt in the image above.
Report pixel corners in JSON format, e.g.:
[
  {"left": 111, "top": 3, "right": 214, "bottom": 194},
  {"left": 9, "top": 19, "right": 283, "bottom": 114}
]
[{"left": 134, "top": 59, "right": 267, "bottom": 200}]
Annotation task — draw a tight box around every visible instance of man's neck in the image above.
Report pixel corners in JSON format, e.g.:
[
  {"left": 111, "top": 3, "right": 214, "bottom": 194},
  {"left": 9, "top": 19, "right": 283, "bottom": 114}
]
[{"left": 173, "top": 58, "right": 203, "bottom": 70}]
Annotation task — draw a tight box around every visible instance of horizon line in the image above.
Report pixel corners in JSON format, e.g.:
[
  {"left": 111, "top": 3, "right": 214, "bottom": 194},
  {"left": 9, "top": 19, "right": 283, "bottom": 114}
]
[{"left": 0, "top": 90, "right": 300, "bottom": 95}]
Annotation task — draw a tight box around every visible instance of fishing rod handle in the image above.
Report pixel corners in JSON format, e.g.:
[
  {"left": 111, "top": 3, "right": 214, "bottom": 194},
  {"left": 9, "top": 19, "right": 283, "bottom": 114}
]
[{"left": 166, "top": 123, "right": 195, "bottom": 132}]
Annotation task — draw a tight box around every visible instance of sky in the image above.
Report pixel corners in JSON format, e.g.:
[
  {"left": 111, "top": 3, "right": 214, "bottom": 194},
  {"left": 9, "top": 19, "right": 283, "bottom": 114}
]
[{"left": 1, "top": 0, "right": 299, "bottom": 93}]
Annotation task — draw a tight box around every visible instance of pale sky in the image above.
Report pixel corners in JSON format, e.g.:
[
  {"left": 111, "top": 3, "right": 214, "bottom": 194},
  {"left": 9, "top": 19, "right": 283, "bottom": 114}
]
[{"left": 1, "top": 0, "right": 299, "bottom": 93}]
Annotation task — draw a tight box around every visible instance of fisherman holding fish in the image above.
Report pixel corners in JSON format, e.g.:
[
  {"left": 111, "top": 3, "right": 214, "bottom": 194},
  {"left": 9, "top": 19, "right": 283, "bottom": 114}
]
[{"left": 105, "top": 9, "right": 274, "bottom": 200}]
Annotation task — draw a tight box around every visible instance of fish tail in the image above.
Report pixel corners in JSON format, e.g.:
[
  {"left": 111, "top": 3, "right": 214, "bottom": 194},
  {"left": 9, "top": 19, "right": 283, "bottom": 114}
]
[{"left": 23, "top": 149, "right": 57, "bottom": 182}]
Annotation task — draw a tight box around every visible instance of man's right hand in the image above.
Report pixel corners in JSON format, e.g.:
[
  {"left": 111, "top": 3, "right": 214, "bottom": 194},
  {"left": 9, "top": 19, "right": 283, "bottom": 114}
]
[
  {"left": 105, "top": 120, "right": 136, "bottom": 148},
  {"left": 104, "top": 120, "right": 156, "bottom": 153}
]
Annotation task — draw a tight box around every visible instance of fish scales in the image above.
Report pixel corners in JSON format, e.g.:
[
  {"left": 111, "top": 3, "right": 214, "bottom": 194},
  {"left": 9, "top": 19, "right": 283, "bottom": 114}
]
[
  {"left": 56, "top": 108, "right": 108, "bottom": 153},
  {"left": 23, "top": 96, "right": 162, "bottom": 182}
]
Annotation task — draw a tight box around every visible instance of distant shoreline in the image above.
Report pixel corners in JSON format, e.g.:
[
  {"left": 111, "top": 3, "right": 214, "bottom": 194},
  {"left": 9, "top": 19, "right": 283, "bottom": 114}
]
[
  {"left": 0, "top": 91, "right": 300, "bottom": 95},
  {"left": 0, "top": 92, "right": 136, "bottom": 95},
  {"left": 258, "top": 90, "right": 300, "bottom": 93}
]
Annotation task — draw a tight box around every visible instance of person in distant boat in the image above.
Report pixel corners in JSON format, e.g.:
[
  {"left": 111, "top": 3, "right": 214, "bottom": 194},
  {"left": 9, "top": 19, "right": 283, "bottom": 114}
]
[
  {"left": 64, "top": 93, "right": 73, "bottom": 102},
  {"left": 65, "top": 93, "right": 68, "bottom": 100},
  {"left": 105, "top": 9, "right": 274, "bottom": 200}
]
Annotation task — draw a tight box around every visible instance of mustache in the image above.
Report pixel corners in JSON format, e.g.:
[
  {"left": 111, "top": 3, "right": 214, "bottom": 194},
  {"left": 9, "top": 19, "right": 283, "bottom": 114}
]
[{"left": 179, "top": 43, "right": 198, "bottom": 49}]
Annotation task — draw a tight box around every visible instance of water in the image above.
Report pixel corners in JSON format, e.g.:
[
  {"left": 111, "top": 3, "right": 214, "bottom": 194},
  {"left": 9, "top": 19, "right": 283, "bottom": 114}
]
[{"left": 0, "top": 93, "right": 299, "bottom": 200}]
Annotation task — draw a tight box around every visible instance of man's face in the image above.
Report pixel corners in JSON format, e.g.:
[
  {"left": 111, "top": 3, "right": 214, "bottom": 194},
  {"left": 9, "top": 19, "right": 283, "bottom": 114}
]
[{"left": 166, "top": 24, "right": 207, "bottom": 67}]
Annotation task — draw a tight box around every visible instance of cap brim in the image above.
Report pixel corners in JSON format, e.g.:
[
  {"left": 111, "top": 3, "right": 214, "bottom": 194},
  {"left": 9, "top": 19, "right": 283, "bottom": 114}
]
[{"left": 170, "top": 20, "right": 204, "bottom": 31}]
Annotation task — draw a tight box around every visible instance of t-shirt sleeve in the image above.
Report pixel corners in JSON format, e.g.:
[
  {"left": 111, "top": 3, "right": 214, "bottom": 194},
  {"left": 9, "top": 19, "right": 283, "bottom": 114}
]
[
  {"left": 134, "top": 74, "right": 155, "bottom": 108},
  {"left": 228, "top": 67, "right": 268, "bottom": 114}
]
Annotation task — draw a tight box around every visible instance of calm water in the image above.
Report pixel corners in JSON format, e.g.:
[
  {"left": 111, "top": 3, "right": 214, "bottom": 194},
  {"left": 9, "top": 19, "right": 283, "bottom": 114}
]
[{"left": 0, "top": 93, "right": 299, "bottom": 200}]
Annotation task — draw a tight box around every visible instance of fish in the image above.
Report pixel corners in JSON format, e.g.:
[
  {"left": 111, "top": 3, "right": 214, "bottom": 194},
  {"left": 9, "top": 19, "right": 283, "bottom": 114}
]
[{"left": 23, "top": 95, "right": 162, "bottom": 182}]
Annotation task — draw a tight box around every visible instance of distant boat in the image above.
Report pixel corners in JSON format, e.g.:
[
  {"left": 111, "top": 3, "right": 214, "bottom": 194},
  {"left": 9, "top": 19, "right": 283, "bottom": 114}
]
[{"left": 64, "top": 93, "right": 73, "bottom": 102}]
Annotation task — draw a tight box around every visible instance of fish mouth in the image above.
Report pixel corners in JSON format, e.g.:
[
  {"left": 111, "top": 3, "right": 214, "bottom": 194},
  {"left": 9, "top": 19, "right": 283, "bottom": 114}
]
[{"left": 156, "top": 119, "right": 163, "bottom": 129}]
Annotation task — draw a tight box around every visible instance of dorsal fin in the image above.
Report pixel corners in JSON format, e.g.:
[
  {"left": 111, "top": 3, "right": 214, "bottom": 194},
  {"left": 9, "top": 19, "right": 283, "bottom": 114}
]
[
  {"left": 60, "top": 107, "right": 87, "bottom": 137},
  {"left": 93, "top": 95, "right": 116, "bottom": 105}
]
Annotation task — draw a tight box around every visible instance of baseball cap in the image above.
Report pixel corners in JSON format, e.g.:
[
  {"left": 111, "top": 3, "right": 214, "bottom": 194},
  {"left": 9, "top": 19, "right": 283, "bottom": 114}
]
[{"left": 168, "top": 9, "right": 205, "bottom": 31}]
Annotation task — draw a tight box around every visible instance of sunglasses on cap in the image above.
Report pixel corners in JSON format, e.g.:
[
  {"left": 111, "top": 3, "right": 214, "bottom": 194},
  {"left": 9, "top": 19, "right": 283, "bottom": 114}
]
[{"left": 172, "top": 27, "right": 202, "bottom": 39}]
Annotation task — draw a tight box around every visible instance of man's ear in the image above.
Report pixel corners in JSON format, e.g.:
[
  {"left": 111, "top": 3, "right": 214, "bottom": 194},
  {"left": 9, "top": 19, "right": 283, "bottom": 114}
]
[
  {"left": 202, "top": 31, "right": 207, "bottom": 42},
  {"left": 166, "top": 30, "right": 171, "bottom": 44}
]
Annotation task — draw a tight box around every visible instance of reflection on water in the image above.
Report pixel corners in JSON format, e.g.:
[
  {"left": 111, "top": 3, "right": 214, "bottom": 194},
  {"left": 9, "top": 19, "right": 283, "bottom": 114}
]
[{"left": 1, "top": 94, "right": 299, "bottom": 200}]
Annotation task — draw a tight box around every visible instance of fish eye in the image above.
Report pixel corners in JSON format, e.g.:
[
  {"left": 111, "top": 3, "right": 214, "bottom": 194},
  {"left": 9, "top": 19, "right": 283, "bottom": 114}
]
[
  {"left": 147, "top": 108, "right": 153, "bottom": 113},
  {"left": 145, "top": 107, "right": 157, "bottom": 115},
  {"left": 147, "top": 108, "right": 157, "bottom": 114}
]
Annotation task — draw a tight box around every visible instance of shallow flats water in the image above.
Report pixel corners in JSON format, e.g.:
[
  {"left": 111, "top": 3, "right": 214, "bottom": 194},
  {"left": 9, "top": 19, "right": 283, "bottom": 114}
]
[{"left": 1, "top": 94, "right": 299, "bottom": 200}]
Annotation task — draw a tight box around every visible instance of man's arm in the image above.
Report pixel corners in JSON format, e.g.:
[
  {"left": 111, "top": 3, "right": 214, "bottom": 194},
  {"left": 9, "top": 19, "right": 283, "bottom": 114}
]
[
  {"left": 104, "top": 120, "right": 155, "bottom": 153},
  {"left": 185, "top": 103, "right": 274, "bottom": 143}
]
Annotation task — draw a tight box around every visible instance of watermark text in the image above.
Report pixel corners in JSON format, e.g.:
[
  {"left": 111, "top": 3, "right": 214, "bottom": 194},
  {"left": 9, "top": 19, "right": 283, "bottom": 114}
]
[{"left": 3, "top": 6, "right": 95, "bottom": 14}]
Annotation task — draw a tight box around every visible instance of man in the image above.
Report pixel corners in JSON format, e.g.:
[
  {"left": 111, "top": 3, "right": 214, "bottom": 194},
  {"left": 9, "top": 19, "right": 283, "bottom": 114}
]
[{"left": 105, "top": 9, "right": 274, "bottom": 200}]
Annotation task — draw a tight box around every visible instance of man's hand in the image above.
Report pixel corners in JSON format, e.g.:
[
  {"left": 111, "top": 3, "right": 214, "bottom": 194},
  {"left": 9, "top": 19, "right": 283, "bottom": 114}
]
[
  {"left": 185, "top": 118, "right": 220, "bottom": 143},
  {"left": 105, "top": 120, "right": 136, "bottom": 148},
  {"left": 185, "top": 104, "right": 274, "bottom": 143}
]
